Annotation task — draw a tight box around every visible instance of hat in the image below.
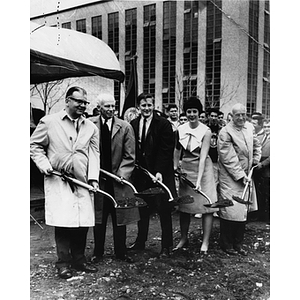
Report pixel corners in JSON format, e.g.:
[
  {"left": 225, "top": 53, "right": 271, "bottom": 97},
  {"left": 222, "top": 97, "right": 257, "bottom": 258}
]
[
  {"left": 251, "top": 112, "right": 264, "bottom": 120},
  {"left": 183, "top": 96, "right": 203, "bottom": 113}
]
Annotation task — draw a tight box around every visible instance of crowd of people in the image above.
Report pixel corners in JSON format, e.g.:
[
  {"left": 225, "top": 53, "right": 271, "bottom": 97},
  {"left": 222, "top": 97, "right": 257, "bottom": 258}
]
[{"left": 30, "top": 87, "right": 270, "bottom": 279}]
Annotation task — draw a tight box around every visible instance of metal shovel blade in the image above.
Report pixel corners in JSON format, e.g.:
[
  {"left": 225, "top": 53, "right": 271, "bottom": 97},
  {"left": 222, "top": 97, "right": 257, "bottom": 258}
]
[
  {"left": 134, "top": 187, "right": 166, "bottom": 198},
  {"left": 116, "top": 197, "right": 148, "bottom": 209},
  {"left": 204, "top": 198, "right": 234, "bottom": 208},
  {"left": 171, "top": 195, "right": 194, "bottom": 205},
  {"left": 232, "top": 195, "right": 253, "bottom": 205}
]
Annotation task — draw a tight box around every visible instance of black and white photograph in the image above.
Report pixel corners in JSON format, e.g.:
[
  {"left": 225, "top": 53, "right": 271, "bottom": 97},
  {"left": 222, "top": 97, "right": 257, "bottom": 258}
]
[{"left": 27, "top": 0, "right": 282, "bottom": 299}]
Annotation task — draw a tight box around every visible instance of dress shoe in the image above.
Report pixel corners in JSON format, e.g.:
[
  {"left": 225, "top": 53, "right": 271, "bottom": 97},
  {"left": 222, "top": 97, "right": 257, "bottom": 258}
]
[
  {"left": 73, "top": 262, "right": 98, "bottom": 273},
  {"left": 200, "top": 250, "right": 208, "bottom": 256},
  {"left": 158, "top": 248, "right": 170, "bottom": 258},
  {"left": 116, "top": 254, "right": 133, "bottom": 263},
  {"left": 58, "top": 266, "right": 73, "bottom": 279},
  {"left": 128, "top": 242, "right": 145, "bottom": 251},
  {"left": 91, "top": 255, "right": 103, "bottom": 264},
  {"left": 222, "top": 248, "right": 238, "bottom": 255},
  {"left": 235, "top": 248, "right": 248, "bottom": 256}
]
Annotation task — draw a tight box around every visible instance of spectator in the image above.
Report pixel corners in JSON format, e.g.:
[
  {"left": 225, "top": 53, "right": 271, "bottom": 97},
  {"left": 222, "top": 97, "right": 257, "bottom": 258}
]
[
  {"left": 199, "top": 111, "right": 207, "bottom": 124},
  {"left": 166, "top": 104, "right": 180, "bottom": 131},
  {"left": 218, "top": 111, "right": 226, "bottom": 127},
  {"left": 129, "top": 93, "right": 177, "bottom": 258},
  {"left": 89, "top": 93, "right": 137, "bottom": 263},
  {"left": 173, "top": 96, "right": 218, "bottom": 255},
  {"left": 179, "top": 112, "right": 188, "bottom": 125},
  {"left": 253, "top": 118, "right": 270, "bottom": 222},
  {"left": 217, "top": 103, "right": 261, "bottom": 256},
  {"left": 30, "top": 86, "right": 100, "bottom": 279}
]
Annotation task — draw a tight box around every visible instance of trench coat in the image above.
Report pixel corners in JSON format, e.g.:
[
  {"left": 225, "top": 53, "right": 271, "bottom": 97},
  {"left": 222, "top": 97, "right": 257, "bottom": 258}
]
[
  {"left": 89, "top": 115, "right": 139, "bottom": 225},
  {"left": 217, "top": 121, "right": 261, "bottom": 221},
  {"left": 30, "top": 110, "right": 100, "bottom": 227}
]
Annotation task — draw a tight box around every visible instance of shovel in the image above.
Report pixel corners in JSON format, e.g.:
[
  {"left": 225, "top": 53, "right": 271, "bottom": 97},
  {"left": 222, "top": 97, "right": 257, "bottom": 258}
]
[
  {"left": 135, "top": 165, "right": 194, "bottom": 205},
  {"left": 99, "top": 168, "right": 147, "bottom": 208},
  {"left": 51, "top": 170, "right": 119, "bottom": 208},
  {"left": 174, "top": 169, "right": 233, "bottom": 208},
  {"left": 232, "top": 165, "right": 257, "bottom": 205}
]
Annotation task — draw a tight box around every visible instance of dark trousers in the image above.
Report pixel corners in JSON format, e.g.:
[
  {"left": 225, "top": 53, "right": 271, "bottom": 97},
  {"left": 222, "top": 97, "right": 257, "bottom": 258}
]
[
  {"left": 133, "top": 168, "right": 173, "bottom": 250},
  {"left": 93, "top": 197, "right": 127, "bottom": 258},
  {"left": 54, "top": 226, "right": 88, "bottom": 269},
  {"left": 136, "top": 195, "right": 173, "bottom": 249},
  {"left": 254, "top": 172, "right": 270, "bottom": 221},
  {"left": 219, "top": 218, "right": 246, "bottom": 251}
]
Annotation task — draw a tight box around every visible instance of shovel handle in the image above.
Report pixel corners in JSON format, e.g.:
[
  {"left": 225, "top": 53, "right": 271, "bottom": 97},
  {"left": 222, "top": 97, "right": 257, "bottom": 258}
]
[
  {"left": 239, "top": 165, "right": 257, "bottom": 201},
  {"left": 51, "top": 170, "right": 118, "bottom": 208},
  {"left": 100, "top": 168, "right": 138, "bottom": 193},
  {"left": 136, "top": 165, "right": 174, "bottom": 201}
]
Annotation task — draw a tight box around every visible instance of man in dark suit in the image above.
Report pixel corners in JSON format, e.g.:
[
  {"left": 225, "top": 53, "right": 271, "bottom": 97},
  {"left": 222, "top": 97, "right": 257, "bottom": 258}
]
[
  {"left": 129, "top": 93, "right": 176, "bottom": 258},
  {"left": 89, "top": 93, "right": 137, "bottom": 263}
]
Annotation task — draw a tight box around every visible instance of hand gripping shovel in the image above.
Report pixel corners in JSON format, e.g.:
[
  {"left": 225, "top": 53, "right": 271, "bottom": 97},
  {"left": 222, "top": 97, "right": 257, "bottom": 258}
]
[
  {"left": 99, "top": 168, "right": 147, "bottom": 208},
  {"left": 51, "top": 170, "right": 118, "bottom": 208},
  {"left": 135, "top": 165, "right": 194, "bottom": 205},
  {"left": 232, "top": 165, "right": 257, "bottom": 205},
  {"left": 174, "top": 169, "right": 233, "bottom": 208}
]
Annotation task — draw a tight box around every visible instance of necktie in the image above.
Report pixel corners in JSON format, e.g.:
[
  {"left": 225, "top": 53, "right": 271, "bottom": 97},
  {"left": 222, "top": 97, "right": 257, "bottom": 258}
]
[
  {"left": 141, "top": 117, "right": 147, "bottom": 152},
  {"left": 72, "top": 120, "right": 79, "bottom": 134}
]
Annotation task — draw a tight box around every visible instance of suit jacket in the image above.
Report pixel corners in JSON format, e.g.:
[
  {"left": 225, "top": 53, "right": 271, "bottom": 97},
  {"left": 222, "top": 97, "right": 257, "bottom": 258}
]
[
  {"left": 89, "top": 115, "right": 139, "bottom": 225},
  {"left": 130, "top": 112, "right": 176, "bottom": 197}
]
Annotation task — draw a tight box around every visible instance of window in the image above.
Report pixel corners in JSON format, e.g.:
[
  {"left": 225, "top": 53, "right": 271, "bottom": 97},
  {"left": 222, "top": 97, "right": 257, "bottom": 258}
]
[
  {"left": 205, "top": 0, "right": 222, "bottom": 109},
  {"left": 76, "top": 19, "right": 86, "bottom": 33},
  {"left": 125, "top": 8, "right": 137, "bottom": 89},
  {"left": 108, "top": 12, "right": 120, "bottom": 107},
  {"left": 183, "top": 0, "right": 198, "bottom": 103},
  {"left": 162, "top": 1, "right": 176, "bottom": 106},
  {"left": 143, "top": 4, "right": 156, "bottom": 95},
  {"left": 62, "top": 22, "right": 71, "bottom": 29},
  {"left": 246, "top": 0, "right": 259, "bottom": 115},
  {"left": 91, "top": 16, "right": 102, "bottom": 39},
  {"left": 262, "top": 0, "right": 270, "bottom": 118}
]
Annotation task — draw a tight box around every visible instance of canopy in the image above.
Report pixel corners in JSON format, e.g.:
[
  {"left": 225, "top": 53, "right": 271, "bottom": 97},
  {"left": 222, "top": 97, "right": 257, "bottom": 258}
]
[{"left": 30, "top": 22, "right": 124, "bottom": 84}]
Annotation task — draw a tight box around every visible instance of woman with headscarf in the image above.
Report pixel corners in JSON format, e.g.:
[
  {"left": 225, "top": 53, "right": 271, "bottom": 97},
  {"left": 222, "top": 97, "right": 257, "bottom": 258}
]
[{"left": 173, "top": 96, "right": 218, "bottom": 255}]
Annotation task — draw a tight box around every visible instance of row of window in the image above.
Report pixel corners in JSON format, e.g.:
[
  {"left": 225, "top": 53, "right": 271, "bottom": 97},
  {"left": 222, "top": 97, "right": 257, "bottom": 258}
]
[{"left": 58, "top": 0, "right": 269, "bottom": 114}]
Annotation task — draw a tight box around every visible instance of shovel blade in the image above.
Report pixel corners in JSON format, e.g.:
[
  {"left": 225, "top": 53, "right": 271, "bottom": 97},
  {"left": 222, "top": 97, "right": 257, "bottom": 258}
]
[
  {"left": 204, "top": 198, "right": 234, "bottom": 208},
  {"left": 134, "top": 187, "right": 166, "bottom": 198},
  {"left": 232, "top": 195, "right": 253, "bottom": 205},
  {"left": 171, "top": 195, "right": 194, "bottom": 205},
  {"left": 116, "top": 197, "right": 147, "bottom": 209}
]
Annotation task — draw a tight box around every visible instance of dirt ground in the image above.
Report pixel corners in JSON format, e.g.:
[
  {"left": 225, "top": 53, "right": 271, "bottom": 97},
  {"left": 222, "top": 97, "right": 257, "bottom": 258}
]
[{"left": 30, "top": 212, "right": 270, "bottom": 300}]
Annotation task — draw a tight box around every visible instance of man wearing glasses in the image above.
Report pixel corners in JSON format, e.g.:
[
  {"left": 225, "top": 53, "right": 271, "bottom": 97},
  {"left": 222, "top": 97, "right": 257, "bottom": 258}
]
[{"left": 30, "top": 86, "right": 100, "bottom": 279}]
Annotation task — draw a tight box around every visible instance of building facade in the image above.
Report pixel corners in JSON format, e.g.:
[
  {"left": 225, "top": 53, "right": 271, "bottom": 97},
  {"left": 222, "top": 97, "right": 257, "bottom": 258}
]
[{"left": 30, "top": 0, "right": 270, "bottom": 118}]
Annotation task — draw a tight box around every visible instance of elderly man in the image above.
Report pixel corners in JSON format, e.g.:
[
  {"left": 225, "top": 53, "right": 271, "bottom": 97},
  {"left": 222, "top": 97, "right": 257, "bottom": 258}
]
[
  {"left": 30, "top": 86, "right": 100, "bottom": 279},
  {"left": 129, "top": 93, "right": 177, "bottom": 258},
  {"left": 217, "top": 103, "right": 261, "bottom": 256},
  {"left": 89, "top": 93, "right": 137, "bottom": 263}
]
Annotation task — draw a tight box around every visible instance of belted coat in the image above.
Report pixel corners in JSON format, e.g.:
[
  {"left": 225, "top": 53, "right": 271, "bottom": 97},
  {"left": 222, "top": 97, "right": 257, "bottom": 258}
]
[{"left": 30, "top": 110, "right": 100, "bottom": 227}]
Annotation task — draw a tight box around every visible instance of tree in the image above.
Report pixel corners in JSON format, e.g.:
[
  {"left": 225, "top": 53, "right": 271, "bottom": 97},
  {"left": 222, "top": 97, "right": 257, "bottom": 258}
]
[{"left": 30, "top": 79, "right": 75, "bottom": 114}]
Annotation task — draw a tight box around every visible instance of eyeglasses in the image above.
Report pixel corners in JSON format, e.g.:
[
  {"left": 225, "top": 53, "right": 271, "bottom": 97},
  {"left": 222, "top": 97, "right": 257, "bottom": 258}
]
[{"left": 68, "top": 97, "right": 90, "bottom": 105}]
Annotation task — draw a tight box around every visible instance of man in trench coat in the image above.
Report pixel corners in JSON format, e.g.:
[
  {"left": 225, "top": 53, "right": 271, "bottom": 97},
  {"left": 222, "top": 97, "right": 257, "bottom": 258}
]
[
  {"left": 217, "top": 103, "right": 261, "bottom": 256},
  {"left": 30, "top": 86, "right": 100, "bottom": 279},
  {"left": 89, "top": 93, "right": 137, "bottom": 263},
  {"left": 129, "top": 93, "right": 177, "bottom": 258}
]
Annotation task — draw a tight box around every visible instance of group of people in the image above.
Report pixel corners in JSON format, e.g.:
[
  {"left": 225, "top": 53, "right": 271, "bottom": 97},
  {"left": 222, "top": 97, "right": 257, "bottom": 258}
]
[{"left": 30, "top": 86, "right": 270, "bottom": 280}]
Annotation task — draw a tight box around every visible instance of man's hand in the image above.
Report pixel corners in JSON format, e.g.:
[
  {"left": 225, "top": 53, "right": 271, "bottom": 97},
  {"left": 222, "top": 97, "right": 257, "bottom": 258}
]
[
  {"left": 195, "top": 178, "right": 202, "bottom": 192},
  {"left": 41, "top": 166, "right": 53, "bottom": 176},
  {"left": 88, "top": 180, "right": 99, "bottom": 192},
  {"left": 242, "top": 175, "right": 251, "bottom": 185},
  {"left": 154, "top": 172, "right": 163, "bottom": 183}
]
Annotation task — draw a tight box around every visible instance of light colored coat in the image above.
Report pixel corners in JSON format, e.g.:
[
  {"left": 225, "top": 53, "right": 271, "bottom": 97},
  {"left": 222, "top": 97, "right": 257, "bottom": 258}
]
[
  {"left": 217, "top": 121, "right": 261, "bottom": 221},
  {"left": 30, "top": 110, "right": 100, "bottom": 227},
  {"left": 89, "top": 116, "right": 139, "bottom": 225}
]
